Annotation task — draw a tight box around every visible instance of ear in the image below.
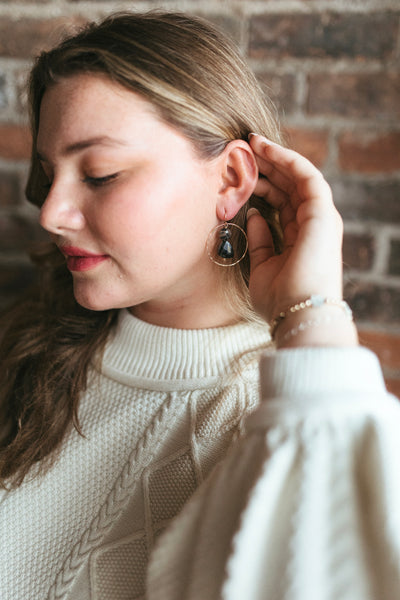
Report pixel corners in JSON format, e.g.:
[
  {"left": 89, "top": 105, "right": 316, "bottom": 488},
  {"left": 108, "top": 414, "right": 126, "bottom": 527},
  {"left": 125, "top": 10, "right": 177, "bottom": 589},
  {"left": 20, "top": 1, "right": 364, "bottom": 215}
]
[{"left": 216, "top": 140, "right": 258, "bottom": 221}]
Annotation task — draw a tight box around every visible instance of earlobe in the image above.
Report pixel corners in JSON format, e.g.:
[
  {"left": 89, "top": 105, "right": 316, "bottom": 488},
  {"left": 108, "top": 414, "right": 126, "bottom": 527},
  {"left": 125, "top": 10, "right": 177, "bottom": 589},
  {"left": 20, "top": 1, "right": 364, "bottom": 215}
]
[{"left": 217, "top": 140, "right": 258, "bottom": 221}]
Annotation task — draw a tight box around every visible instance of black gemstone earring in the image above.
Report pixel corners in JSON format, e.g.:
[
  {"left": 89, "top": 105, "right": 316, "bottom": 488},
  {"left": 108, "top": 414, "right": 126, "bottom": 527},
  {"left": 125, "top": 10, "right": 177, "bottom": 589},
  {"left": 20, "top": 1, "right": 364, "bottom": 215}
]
[
  {"left": 218, "top": 223, "right": 234, "bottom": 259},
  {"left": 206, "top": 221, "right": 248, "bottom": 267}
]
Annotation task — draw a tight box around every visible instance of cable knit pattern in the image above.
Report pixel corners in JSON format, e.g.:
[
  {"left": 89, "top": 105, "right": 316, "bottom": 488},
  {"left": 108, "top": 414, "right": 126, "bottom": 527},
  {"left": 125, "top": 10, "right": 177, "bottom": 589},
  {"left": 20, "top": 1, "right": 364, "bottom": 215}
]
[
  {"left": 48, "top": 392, "right": 179, "bottom": 600},
  {"left": 0, "top": 310, "right": 270, "bottom": 600},
  {"left": 3, "top": 309, "right": 399, "bottom": 600},
  {"left": 147, "top": 348, "right": 400, "bottom": 600}
]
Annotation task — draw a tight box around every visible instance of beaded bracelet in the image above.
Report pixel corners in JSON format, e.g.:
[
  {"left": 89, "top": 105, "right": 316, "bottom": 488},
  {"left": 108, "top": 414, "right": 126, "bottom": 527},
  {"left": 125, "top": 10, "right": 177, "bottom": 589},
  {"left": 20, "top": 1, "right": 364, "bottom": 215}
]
[
  {"left": 269, "top": 294, "right": 353, "bottom": 340},
  {"left": 278, "top": 315, "right": 345, "bottom": 344}
]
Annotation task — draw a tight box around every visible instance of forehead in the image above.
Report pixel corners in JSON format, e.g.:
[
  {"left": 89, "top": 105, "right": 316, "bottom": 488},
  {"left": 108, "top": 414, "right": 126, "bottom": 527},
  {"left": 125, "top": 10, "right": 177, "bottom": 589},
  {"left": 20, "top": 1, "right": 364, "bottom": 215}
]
[
  {"left": 37, "top": 74, "right": 159, "bottom": 148},
  {"left": 35, "top": 73, "right": 201, "bottom": 165}
]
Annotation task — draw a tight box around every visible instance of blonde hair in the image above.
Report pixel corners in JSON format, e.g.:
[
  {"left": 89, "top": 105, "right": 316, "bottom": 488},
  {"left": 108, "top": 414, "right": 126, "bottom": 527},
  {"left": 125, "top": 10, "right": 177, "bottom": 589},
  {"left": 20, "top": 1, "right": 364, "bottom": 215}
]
[
  {"left": 27, "top": 10, "right": 283, "bottom": 319},
  {"left": 1, "top": 11, "right": 283, "bottom": 487}
]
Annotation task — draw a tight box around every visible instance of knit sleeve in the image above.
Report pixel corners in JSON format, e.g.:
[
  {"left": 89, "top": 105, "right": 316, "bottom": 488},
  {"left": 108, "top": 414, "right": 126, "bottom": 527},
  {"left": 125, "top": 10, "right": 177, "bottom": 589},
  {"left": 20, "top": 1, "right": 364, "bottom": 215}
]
[{"left": 147, "top": 346, "right": 400, "bottom": 600}]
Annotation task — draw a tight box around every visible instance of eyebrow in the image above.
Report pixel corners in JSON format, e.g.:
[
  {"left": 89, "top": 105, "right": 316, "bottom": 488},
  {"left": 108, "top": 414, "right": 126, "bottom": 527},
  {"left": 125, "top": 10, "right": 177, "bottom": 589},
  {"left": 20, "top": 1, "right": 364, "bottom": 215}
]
[{"left": 36, "top": 136, "right": 129, "bottom": 162}]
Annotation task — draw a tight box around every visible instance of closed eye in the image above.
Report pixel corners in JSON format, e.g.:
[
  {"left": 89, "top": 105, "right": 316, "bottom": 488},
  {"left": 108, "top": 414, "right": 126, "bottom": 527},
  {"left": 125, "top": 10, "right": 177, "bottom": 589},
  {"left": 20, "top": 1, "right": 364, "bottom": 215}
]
[{"left": 83, "top": 173, "right": 119, "bottom": 187}]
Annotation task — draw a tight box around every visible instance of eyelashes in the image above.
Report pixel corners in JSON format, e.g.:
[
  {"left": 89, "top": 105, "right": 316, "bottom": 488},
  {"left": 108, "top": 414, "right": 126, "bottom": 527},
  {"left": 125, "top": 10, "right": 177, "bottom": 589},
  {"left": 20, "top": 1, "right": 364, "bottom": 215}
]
[
  {"left": 42, "top": 172, "right": 120, "bottom": 192},
  {"left": 83, "top": 173, "right": 119, "bottom": 187}
]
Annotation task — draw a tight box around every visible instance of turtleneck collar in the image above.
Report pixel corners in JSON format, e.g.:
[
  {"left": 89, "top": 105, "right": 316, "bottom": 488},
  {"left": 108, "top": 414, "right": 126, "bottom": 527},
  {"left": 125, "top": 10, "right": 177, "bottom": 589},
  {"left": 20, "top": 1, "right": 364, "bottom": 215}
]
[{"left": 98, "top": 309, "right": 271, "bottom": 389}]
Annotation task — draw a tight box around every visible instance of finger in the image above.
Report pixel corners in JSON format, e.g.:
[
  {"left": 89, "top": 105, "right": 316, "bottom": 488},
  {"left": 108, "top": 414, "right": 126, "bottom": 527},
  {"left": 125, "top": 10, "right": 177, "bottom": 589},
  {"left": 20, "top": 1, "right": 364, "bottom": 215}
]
[
  {"left": 246, "top": 208, "right": 275, "bottom": 270},
  {"left": 249, "top": 134, "right": 316, "bottom": 182},
  {"left": 282, "top": 220, "right": 298, "bottom": 247},
  {"left": 249, "top": 134, "right": 333, "bottom": 207},
  {"left": 251, "top": 153, "right": 298, "bottom": 199},
  {"left": 253, "top": 178, "right": 297, "bottom": 230}
]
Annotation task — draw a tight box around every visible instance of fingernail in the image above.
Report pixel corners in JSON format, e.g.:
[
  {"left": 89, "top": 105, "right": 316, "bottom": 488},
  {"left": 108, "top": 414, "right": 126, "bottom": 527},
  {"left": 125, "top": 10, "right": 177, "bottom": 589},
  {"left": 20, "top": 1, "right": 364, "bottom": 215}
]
[
  {"left": 249, "top": 133, "right": 280, "bottom": 147},
  {"left": 247, "top": 207, "right": 261, "bottom": 220}
]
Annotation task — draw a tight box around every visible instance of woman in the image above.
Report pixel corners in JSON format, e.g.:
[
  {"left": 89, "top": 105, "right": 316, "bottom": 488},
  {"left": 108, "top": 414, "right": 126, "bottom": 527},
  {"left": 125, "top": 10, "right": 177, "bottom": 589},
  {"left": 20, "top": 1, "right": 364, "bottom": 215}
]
[{"left": 0, "top": 11, "right": 398, "bottom": 600}]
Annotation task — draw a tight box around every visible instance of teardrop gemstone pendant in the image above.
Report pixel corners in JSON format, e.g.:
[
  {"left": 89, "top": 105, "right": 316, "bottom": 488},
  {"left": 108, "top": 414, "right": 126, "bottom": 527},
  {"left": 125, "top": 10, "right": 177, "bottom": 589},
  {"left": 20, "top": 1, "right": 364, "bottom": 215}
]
[
  {"left": 217, "top": 225, "right": 234, "bottom": 259},
  {"left": 206, "top": 221, "right": 248, "bottom": 267}
]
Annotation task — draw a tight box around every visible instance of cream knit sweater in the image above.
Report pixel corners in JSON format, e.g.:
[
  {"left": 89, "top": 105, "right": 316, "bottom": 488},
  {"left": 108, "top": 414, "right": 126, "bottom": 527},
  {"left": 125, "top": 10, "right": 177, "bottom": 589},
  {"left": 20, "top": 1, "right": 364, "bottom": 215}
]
[{"left": 1, "top": 310, "right": 399, "bottom": 600}]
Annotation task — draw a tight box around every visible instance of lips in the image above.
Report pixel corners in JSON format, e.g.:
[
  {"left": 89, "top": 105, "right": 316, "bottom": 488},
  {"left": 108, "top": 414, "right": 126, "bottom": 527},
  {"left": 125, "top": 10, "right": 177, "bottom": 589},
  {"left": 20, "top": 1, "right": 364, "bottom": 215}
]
[{"left": 60, "top": 246, "right": 109, "bottom": 272}]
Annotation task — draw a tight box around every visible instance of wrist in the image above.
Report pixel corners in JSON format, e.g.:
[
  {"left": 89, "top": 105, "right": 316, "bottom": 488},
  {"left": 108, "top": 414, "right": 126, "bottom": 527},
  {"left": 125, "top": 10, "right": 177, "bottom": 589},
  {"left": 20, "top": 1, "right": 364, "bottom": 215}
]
[
  {"left": 273, "top": 307, "right": 359, "bottom": 349},
  {"left": 268, "top": 295, "right": 358, "bottom": 349}
]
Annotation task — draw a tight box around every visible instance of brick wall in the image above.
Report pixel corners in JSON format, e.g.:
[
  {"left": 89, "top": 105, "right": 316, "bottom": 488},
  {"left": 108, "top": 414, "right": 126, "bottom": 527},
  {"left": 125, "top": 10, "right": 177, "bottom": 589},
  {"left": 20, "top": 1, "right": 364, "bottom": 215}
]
[{"left": 0, "top": 0, "right": 399, "bottom": 394}]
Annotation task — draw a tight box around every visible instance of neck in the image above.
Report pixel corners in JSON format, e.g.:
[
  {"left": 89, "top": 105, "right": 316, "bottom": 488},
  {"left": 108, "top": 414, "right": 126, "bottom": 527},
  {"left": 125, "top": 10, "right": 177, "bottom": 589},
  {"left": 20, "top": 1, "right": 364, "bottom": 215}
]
[{"left": 129, "top": 293, "right": 241, "bottom": 330}]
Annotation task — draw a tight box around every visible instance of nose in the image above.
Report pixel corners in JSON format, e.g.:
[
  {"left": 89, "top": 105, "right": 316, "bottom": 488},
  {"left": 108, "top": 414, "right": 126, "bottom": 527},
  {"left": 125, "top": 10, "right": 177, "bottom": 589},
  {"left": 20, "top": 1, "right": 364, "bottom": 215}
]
[{"left": 39, "top": 180, "right": 85, "bottom": 235}]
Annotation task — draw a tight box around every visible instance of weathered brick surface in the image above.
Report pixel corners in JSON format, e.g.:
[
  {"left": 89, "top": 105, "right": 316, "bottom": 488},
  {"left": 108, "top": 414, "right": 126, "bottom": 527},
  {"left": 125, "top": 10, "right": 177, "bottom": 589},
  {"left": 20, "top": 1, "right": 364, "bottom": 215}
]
[
  {"left": 13, "top": 67, "right": 31, "bottom": 118},
  {"left": 0, "top": 171, "right": 21, "bottom": 207},
  {"left": 0, "top": 74, "right": 7, "bottom": 110},
  {"left": 343, "top": 232, "right": 375, "bottom": 271},
  {"left": 0, "top": 17, "right": 86, "bottom": 58},
  {"left": 358, "top": 329, "right": 400, "bottom": 397},
  {"left": 256, "top": 72, "right": 297, "bottom": 114},
  {"left": 386, "top": 379, "right": 400, "bottom": 399},
  {"left": 284, "top": 127, "right": 329, "bottom": 168},
  {"left": 338, "top": 131, "right": 400, "bottom": 173},
  {"left": 331, "top": 179, "right": 400, "bottom": 223},
  {"left": 345, "top": 282, "right": 400, "bottom": 323},
  {"left": 0, "top": 0, "right": 398, "bottom": 356},
  {"left": 0, "top": 124, "right": 31, "bottom": 160},
  {"left": 0, "top": 0, "right": 49, "bottom": 3},
  {"left": 358, "top": 329, "right": 400, "bottom": 371},
  {"left": 249, "top": 13, "right": 398, "bottom": 60},
  {"left": 307, "top": 72, "right": 400, "bottom": 120},
  {"left": 388, "top": 240, "right": 400, "bottom": 276},
  {"left": 203, "top": 13, "right": 242, "bottom": 45}
]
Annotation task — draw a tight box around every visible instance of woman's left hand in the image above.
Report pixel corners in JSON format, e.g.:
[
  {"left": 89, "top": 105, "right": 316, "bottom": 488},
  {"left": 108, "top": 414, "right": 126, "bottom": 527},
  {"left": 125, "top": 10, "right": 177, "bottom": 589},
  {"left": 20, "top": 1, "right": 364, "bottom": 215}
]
[{"left": 247, "top": 134, "right": 357, "bottom": 346}]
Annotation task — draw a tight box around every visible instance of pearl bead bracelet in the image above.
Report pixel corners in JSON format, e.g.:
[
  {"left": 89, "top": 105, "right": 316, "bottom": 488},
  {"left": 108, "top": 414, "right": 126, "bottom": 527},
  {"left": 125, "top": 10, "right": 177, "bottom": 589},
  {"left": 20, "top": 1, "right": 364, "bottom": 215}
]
[{"left": 269, "top": 294, "right": 353, "bottom": 340}]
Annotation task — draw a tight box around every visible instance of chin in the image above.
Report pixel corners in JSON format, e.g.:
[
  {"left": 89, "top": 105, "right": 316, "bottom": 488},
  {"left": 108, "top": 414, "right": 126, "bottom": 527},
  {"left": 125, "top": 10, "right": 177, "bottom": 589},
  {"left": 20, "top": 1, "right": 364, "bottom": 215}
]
[
  {"left": 73, "top": 286, "right": 141, "bottom": 313},
  {"left": 73, "top": 289, "right": 119, "bottom": 312},
  {"left": 74, "top": 296, "right": 111, "bottom": 312}
]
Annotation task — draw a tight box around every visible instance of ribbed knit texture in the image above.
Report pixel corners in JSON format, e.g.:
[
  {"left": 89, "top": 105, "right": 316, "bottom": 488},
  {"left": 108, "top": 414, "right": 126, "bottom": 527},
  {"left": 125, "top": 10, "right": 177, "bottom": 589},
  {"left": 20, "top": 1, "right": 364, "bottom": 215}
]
[
  {"left": 147, "top": 347, "right": 400, "bottom": 600},
  {"left": 3, "top": 310, "right": 399, "bottom": 600},
  {"left": 0, "top": 310, "right": 271, "bottom": 600},
  {"left": 102, "top": 310, "right": 270, "bottom": 387}
]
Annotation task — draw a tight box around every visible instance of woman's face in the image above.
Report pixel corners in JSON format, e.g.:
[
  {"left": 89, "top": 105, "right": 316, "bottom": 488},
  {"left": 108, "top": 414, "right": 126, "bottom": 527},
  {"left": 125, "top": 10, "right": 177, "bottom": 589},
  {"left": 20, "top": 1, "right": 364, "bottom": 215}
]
[{"left": 37, "top": 74, "right": 231, "bottom": 328}]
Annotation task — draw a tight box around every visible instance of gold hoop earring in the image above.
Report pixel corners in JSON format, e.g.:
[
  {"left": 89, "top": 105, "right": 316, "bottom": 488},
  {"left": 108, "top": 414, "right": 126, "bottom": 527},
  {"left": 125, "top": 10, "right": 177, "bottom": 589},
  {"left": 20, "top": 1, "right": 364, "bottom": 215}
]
[{"left": 206, "top": 221, "right": 248, "bottom": 267}]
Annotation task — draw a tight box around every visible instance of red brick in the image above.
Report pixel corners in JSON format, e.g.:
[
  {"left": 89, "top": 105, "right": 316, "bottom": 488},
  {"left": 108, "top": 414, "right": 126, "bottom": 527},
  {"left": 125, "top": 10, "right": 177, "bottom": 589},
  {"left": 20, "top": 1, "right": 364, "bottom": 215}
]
[
  {"left": 0, "top": 0, "right": 49, "bottom": 3},
  {"left": 343, "top": 233, "right": 375, "bottom": 271},
  {"left": 249, "top": 13, "right": 398, "bottom": 60},
  {"left": 284, "top": 127, "right": 329, "bottom": 168},
  {"left": 388, "top": 240, "right": 400, "bottom": 276},
  {"left": 14, "top": 67, "right": 31, "bottom": 118},
  {"left": 386, "top": 378, "right": 400, "bottom": 399},
  {"left": 0, "top": 16, "right": 86, "bottom": 58},
  {"left": 202, "top": 14, "right": 242, "bottom": 45},
  {"left": 0, "top": 171, "right": 21, "bottom": 207},
  {"left": 331, "top": 179, "right": 400, "bottom": 223},
  {"left": 307, "top": 72, "right": 400, "bottom": 120},
  {"left": 0, "top": 124, "right": 31, "bottom": 160},
  {"left": 344, "top": 282, "right": 400, "bottom": 323},
  {"left": 338, "top": 131, "right": 400, "bottom": 173},
  {"left": 0, "top": 73, "right": 6, "bottom": 109},
  {"left": 256, "top": 72, "right": 297, "bottom": 114},
  {"left": 358, "top": 329, "right": 400, "bottom": 371}
]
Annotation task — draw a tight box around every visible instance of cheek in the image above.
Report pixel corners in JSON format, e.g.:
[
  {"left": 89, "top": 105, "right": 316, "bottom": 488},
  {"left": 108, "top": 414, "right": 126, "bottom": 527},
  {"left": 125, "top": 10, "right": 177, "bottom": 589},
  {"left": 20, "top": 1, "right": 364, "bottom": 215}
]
[
  {"left": 89, "top": 166, "right": 216, "bottom": 254},
  {"left": 90, "top": 200, "right": 170, "bottom": 263}
]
